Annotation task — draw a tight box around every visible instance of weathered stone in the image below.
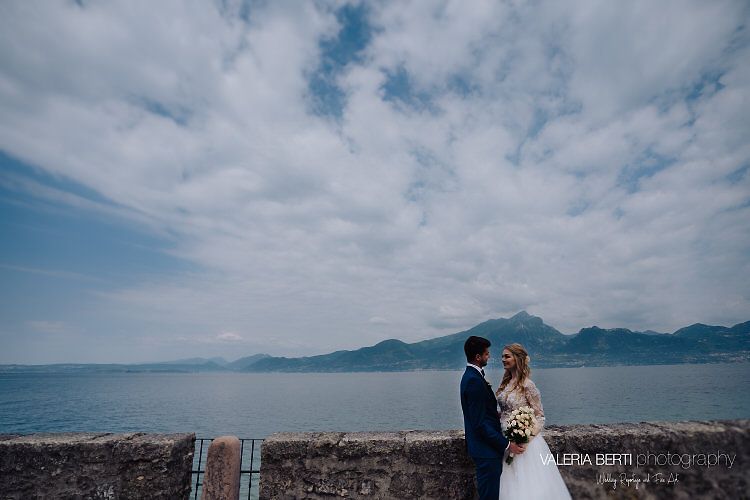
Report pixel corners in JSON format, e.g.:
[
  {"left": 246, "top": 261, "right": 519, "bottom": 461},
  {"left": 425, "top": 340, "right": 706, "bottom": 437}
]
[
  {"left": 0, "top": 432, "right": 195, "bottom": 499},
  {"left": 201, "top": 436, "right": 241, "bottom": 500},
  {"left": 259, "top": 420, "right": 749, "bottom": 499}
]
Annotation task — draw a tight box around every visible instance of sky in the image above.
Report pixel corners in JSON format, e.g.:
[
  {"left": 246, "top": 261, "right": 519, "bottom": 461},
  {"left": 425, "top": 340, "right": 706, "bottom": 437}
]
[{"left": 0, "top": 0, "right": 749, "bottom": 364}]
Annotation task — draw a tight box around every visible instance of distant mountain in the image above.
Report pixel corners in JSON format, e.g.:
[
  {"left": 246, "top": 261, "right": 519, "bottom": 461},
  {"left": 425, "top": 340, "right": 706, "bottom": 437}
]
[
  {"left": 0, "top": 356, "right": 253, "bottom": 374},
  {"left": 674, "top": 321, "right": 750, "bottom": 347},
  {"left": 559, "top": 326, "right": 694, "bottom": 364},
  {"left": 639, "top": 330, "right": 668, "bottom": 336},
  {"left": 0, "top": 361, "right": 228, "bottom": 374},
  {"left": 1, "top": 314, "right": 747, "bottom": 373},
  {"left": 159, "top": 357, "right": 229, "bottom": 366},
  {"left": 244, "top": 312, "right": 749, "bottom": 372},
  {"left": 226, "top": 353, "right": 271, "bottom": 370}
]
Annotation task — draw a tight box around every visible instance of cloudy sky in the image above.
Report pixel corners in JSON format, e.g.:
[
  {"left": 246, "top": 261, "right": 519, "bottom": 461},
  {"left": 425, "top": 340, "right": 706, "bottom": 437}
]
[{"left": 1, "top": 0, "right": 748, "bottom": 364}]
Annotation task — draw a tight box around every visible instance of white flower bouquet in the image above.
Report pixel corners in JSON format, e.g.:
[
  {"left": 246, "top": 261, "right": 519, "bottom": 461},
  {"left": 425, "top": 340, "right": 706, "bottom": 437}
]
[{"left": 503, "top": 405, "right": 537, "bottom": 464}]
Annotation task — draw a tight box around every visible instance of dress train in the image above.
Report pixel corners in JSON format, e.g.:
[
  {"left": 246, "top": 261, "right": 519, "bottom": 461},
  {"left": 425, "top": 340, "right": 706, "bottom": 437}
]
[{"left": 499, "top": 432, "right": 571, "bottom": 500}]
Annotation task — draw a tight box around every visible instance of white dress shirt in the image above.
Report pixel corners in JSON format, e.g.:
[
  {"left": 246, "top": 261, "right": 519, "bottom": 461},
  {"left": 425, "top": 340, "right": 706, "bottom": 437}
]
[{"left": 467, "top": 362, "right": 485, "bottom": 378}]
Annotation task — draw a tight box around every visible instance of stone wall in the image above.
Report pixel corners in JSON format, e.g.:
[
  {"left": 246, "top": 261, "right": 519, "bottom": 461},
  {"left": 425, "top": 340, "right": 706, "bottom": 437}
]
[
  {"left": 0, "top": 432, "right": 195, "bottom": 500},
  {"left": 259, "top": 419, "right": 749, "bottom": 499}
]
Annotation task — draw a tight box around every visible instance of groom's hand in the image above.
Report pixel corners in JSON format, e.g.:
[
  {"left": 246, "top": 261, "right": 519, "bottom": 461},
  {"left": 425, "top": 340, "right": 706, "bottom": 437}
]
[{"left": 509, "top": 443, "right": 526, "bottom": 454}]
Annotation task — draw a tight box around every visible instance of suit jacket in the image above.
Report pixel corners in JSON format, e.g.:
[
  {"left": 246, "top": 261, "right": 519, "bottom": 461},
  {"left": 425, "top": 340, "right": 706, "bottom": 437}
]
[{"left": 460, "top": 366, "right": 509, "bottom": 459}]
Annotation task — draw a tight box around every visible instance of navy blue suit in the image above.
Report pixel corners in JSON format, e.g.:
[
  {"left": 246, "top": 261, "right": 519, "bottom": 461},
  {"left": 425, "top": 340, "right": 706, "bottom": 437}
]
[{"left": 460, "top": 366, "right": 509, "bottom": 500}]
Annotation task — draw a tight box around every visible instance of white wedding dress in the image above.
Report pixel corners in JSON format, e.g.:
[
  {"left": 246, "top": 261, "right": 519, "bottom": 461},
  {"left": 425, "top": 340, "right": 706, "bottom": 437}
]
[{"left": 497, "top": 379, "right": 571, "bottom": 500}]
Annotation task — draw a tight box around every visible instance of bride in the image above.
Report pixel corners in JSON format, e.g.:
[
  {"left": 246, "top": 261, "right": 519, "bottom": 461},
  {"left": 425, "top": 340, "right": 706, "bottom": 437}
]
[{"left": 496, "top": 343, "right": 571, "bottom": 499}]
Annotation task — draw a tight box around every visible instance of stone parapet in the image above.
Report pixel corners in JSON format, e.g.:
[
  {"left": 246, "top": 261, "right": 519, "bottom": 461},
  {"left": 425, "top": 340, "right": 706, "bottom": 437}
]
[
  {"left": 259, "top": 420, "right": 749, "bottom": 499},
  {"left": 0, "top": 432, "right": 195, "bottom": 499}
]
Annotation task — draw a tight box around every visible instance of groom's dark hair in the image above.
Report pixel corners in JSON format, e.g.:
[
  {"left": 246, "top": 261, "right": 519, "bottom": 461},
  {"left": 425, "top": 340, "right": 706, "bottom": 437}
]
[{"left": 464, "top": 336, "right": 491, "bottom": 362}]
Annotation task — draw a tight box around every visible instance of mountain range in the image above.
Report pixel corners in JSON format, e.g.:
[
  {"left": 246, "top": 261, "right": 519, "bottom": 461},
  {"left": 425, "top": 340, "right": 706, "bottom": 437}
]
[{"left": 2, "top": 312, "right": 748, "bottom": 373}]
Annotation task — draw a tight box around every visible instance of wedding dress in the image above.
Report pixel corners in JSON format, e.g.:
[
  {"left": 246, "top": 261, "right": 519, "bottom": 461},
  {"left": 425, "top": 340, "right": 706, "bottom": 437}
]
[{"left": 496, "top": 379, "right": 571, "bottom": 499}]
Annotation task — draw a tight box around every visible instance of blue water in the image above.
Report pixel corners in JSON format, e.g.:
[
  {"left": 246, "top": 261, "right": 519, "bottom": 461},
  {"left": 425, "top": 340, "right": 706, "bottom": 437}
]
[{"left": 1, "top": 363, "right": 748, "bottom": 438}]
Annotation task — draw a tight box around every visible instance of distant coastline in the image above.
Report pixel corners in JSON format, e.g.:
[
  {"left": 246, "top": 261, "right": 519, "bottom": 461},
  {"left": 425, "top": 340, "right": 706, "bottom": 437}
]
[
  {"left": 2, "top": 312, "right": 748, "bottom": 373},
  {"left": 1, "top": 359, "right": 748, "bottom": 375}
]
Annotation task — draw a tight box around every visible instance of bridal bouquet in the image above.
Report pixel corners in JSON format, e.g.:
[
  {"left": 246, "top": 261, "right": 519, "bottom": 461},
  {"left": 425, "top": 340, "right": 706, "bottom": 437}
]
[{"left": 503, "top": 405, "right": 537, "bottom": 465}]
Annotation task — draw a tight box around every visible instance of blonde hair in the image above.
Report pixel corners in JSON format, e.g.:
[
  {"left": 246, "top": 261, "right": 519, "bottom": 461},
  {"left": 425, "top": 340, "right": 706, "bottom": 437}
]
[{"left": 496, "top": 343, "right": 532, "bottom": 397}]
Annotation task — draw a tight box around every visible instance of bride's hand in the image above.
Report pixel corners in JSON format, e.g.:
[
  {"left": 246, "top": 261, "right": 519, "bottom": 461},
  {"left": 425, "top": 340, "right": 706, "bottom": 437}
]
[{"left": 509, "top": 442, "right": 526, "bottom": 454}]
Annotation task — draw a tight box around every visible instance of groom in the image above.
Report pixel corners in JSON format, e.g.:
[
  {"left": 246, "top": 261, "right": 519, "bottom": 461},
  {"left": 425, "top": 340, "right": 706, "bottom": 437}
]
[{"left": 460, "top": 336, "right": 525, "bottom": 500}]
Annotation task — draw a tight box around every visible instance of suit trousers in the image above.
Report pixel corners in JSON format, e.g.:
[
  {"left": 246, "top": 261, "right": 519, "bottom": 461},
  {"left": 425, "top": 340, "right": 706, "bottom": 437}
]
[{"left": 473, "top": 457, "right": 501, "bottom": 500}]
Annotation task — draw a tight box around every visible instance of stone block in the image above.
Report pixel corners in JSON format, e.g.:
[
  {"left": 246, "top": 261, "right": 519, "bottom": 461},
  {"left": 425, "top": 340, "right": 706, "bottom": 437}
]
[
  {"left": 201, "top": 436, "right": 241, "bottom": 500},
  {"left": 0, "top": 432, "right": 195, "bottom": 500}
]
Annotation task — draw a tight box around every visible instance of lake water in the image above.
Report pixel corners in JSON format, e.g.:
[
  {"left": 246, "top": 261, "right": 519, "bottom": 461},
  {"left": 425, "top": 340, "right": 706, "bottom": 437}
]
[{"left": 2, "top": 362, "right": 749, "bottom": 438}]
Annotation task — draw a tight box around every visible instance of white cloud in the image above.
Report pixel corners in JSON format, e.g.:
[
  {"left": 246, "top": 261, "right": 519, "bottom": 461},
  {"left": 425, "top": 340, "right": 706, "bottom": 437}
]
[
  {"left": 368, "top": 316, "right": 390, "bottom": 325},
  {"left": 0, "top": 0, "right": 748, "bottom": 361},
  {"left": 216, "top": 331, "right": 243, "bottom": 342}
]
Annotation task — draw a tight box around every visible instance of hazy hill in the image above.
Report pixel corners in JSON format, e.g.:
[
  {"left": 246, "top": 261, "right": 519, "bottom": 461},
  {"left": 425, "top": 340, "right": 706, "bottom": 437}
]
[
  {"left": 225, "top": 353, "right": 272, "bottom": 370},
  {"left": 244, "top": 312, "right": 750, "bottom": 372},
  {"left": 1, "top": 313, "right": 747, "bottom": 373}
]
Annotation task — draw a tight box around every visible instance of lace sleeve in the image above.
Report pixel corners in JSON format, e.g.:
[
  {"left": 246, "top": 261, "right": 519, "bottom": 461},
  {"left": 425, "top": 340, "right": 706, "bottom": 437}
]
[{"left": 525, "top": 380, "right": 546, "bottom": 437}]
